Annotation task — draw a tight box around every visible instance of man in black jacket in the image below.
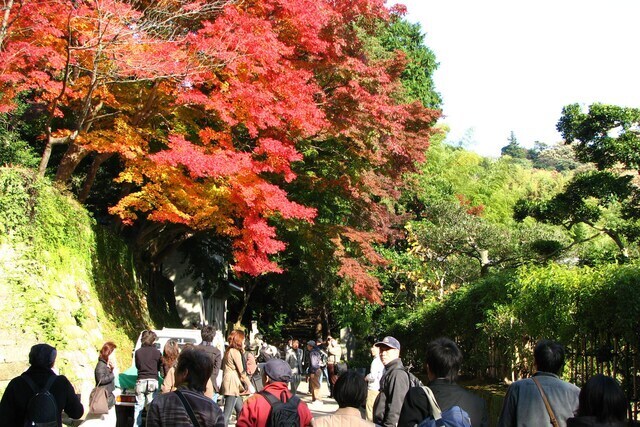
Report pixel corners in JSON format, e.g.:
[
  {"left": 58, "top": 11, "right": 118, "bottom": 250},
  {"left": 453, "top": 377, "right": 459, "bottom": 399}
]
[
  {"left": 398, "top": 338, "right": 489, "bottom": 427},
  {"left": 197, "top": 325, "right": 222, "bottom": 401},
  {"left": 0, "top": 343, "right": 84, "bottom": 426},
  {"left": 373, "top": 336, "right": 411, "bottom": 427}
]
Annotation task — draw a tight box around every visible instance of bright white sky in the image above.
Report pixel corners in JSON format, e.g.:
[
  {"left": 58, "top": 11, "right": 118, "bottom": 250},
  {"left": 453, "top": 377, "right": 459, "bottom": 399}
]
[{"left": 391, "top": 0, "right": 640, "bottom": 157}]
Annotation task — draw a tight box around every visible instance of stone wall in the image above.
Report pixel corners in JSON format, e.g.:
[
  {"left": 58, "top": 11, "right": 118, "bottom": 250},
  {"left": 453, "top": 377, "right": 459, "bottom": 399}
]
[{"left": 0, "top": 241, "right": 105, "bottom": 407}]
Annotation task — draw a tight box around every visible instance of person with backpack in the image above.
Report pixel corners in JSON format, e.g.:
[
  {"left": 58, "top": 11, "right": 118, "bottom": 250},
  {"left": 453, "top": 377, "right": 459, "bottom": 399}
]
[
  {"left": 397, "top": 337, "right": 489, "bottom": 427},
  {"left": 312, "top": 370, "right": 373, "bottom": 426},
  {"left": 373, "top": 336, "right": 413, "bottom": 427},
  {"left": 306, "top": 340, "right": 323, "bottom": 405},
  {"left": 236, "top": 358, "right": 313, "bottom": 427},
  {"left": 146, "top": 347, "right": 224, "bottom": 426},
  {"left": 0, "top": 343, "right": 84, "bottom": 426}
]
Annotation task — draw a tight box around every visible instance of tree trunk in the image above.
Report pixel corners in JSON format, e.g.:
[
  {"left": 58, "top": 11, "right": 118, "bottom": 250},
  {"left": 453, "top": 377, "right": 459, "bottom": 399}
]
[
  {"left": 78, "top": 152, "right": 113, "bottom": 202},
  {"left": 480, "top": 249, "right": 490, "bottom": 276},
  {"left": 235, "top": 279, "right": 258, "bottom": 328},
  {"left": 321, "top": 304, "right": 330, "bottom": 338},
  {"left": 38, "top": 139, "right": 55, "bottom": 177},
  {"left": 604, "top": 228, "right": 629, "bottom": 262},
  {"left": 0, "top": 0, "right": 14, "bottom": 49},
  {"left": 38, "top": 131, "right": 78, "bottom": 177},
  {"left": 55, "top": 142, "right": 89, "bottom": 184}
]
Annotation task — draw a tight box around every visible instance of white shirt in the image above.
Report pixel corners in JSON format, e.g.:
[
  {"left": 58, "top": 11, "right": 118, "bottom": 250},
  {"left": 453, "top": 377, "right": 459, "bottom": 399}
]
[{"left": 365, "top": 356, "right": 385, "bottom": 391}]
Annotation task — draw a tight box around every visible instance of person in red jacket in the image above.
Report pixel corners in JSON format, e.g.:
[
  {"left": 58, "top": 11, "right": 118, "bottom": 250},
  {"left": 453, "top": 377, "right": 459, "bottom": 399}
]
[{"left": 236, "top": 358, "right": 313, "bottom": 427}]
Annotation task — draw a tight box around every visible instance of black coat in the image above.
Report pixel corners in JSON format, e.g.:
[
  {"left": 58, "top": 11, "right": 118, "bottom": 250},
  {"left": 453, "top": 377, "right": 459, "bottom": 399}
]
[
  {"left": 0, "top": 366, "right": 84, "bottom": 426},
  {"left": 374, "top": 358, "right": 412, "bottom": 427},
  {"left": 397, "top": 378, "right": 489, "bottom": 427},
  {"left": 196, "top": 343, "right": 222, "bottom": 393}
]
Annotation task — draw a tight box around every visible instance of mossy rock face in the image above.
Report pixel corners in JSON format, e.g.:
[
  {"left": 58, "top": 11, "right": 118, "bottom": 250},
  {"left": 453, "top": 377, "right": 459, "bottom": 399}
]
[{"left": 0, "top": 168, "right": 153, "bottom": 402}]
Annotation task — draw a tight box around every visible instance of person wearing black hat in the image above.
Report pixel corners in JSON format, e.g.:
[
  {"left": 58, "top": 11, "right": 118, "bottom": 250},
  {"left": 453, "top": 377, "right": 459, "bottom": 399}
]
[
  {"left": 373, "top": 336, "right": 409, "bottom": 427},
  {"left": 0, "top": 343, "right": 84, "bottom": 426},
  {"left": 236, "top": 358, "right": 313, "bottom": 426}
]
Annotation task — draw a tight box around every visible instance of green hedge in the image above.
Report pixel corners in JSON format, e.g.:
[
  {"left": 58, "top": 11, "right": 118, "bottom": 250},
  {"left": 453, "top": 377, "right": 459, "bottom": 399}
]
[{"left": 391, "top": 263, "right": 640, "bottom": 385}]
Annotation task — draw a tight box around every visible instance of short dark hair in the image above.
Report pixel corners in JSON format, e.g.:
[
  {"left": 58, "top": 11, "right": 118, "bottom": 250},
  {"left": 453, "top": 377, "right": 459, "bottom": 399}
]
[
  {"left": 534, "top": 339, "right": 565, "bottom": 375},
  {"left": 201, "top": 325, "right": 216, "bottom": 342},
  {"left": 425, "top": 338, "right": 463, "bottom": 381},
  {"left": 29, "top": 344, "right": 57, "bottom": 368},
  {"left": 176, "top": 348, "right": 213, "bottom": 392},
  {"left": 333, "top": 370, "right": 367, "bottom": 409},
  {"left": 577, "top": 374, "right": 627, "bottom": 422},
  {"left": 142, "top": 330, "right": 158, "bottom": 347}
]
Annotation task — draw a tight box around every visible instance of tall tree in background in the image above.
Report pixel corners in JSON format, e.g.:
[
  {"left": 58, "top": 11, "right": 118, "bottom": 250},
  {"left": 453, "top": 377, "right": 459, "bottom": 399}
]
[
  {"left": 515, "top": 103, "right": 640, "bottom": 261},
  {"left": 501, "top": 131, "right": 528, "bottom": 159}
]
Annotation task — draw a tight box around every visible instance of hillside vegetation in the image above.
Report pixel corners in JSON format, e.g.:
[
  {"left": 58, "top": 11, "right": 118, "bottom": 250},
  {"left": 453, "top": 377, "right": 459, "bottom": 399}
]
[{"left": 0, "top": 167, "right": 153, "bottom": 398}]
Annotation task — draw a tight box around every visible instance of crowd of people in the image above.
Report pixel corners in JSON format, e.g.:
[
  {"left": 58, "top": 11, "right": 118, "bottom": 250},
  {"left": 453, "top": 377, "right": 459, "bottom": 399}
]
[{"left": 0, "top": 331, "right": 633, "bottom": 427}]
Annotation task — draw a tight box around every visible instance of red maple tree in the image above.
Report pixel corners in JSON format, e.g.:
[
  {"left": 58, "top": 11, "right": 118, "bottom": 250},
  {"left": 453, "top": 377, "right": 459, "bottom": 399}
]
[{"left": 0, "top": 0, "right": 439, "bottom": 299}]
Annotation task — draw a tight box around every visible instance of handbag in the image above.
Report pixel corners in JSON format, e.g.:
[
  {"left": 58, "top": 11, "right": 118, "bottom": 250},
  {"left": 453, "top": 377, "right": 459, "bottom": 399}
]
[
  {"left": 89, "top": 379, "right": 110, "bottom": 415},
  {"left": 532, "top": 376, "right": 560, "bottom": 427}
]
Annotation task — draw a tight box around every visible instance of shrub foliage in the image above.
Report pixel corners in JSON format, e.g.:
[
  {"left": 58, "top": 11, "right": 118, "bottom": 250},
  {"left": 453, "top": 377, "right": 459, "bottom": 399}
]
[{"left": 391, "top": 263, "right": 640, "bottom": 389}]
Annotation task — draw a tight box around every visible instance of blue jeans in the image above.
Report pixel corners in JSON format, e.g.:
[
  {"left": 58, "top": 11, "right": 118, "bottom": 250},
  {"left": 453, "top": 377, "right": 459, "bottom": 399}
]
[
  {"left": 134, "top": 378, "right": 158, "bottom": 427},
  {"left": 319, "top": 366, "right": 329, "bottom": 385},
  {"left": 223, "top": 395, "right": 243, "bottom": 426}
]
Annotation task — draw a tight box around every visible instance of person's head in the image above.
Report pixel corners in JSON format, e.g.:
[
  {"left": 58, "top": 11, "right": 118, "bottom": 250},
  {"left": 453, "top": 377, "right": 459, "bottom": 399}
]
[
  {"left": 306, "top": 340, "right": 316, "bottom": 351},
  {"left": 99, "top": 341, "right": 117, "bottom": 362},
  {"left": 262, "top": 358, "right": 292, "bottom": 385},
  {"left": 292, "top": 339, "right": 299, "bottom": 350},
  {"left": 174, "top": 347, "right": 213, "bottom": 392},
  {"left": 370, "top": 345, "right": 380, "bottom": 358},
  {"left": 577, "top": 374, "right": 627, "bottom": 422},
  {"left": 163, "top": 339, "right": 180, "bottom": 365},
  {"left": 29, "top": 344, "right": 57, "bottom": 369},
  {"left": 201, "top": 325, "right": 216, "bottom": 343},
  {"left": 227, "top": 330, "right": 245, "bottom": 351},
  {"left": 425, "top": 338, "right": 463, "bottom": 381},
  {"left": 142, "top": 330, "right": 158, "bottom": 347},
  {"left": 533, "top": 339, "right": 565, "bottom": 375},
  {"left": 375, "top": 336, "right": 401, "bottom": 366},
  {"left": 333, "top": 370, "right": 367, "bottom": 409}
]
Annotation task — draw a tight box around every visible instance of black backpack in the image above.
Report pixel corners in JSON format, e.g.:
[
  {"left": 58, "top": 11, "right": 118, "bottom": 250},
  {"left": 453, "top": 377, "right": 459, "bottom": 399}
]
[
  {"left": 258, "top": 390, "right": 301, "bottom": 427},
  {"left": 404, "top": 367, "right": 423, "bottom": 388},
  {"left": 21, "top": 374, "right": 59, "bottom": 427}
]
